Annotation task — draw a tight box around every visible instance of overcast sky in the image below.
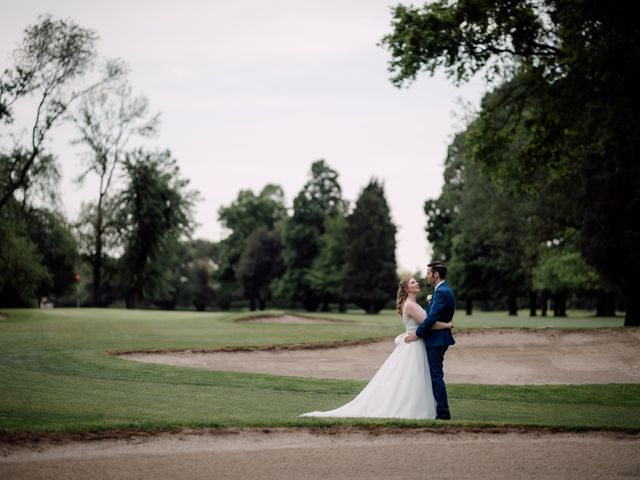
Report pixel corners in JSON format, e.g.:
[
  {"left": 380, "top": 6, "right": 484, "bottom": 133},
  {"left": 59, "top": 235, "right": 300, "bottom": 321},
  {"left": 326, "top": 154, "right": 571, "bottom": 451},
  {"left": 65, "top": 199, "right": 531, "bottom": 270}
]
[{"left": 1, "top": 0, "right": 485, "bottom": 273}]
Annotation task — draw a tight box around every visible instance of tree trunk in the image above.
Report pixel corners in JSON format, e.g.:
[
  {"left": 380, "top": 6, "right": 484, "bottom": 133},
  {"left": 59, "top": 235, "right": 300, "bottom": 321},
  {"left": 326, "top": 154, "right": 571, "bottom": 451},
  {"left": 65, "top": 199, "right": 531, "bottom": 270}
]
[
  {"left": 529, "top": 291, "right": 537, "bottom": 316},
  {"left": 596, "top": 291, "right": 616, "bottom": 317},
  {"left": 540, "top": 292, "right": 548, "bottom": 317},
  {"left": 92, "top": 194, "right": 104, "bottom": 307},
  {"left": 553, "top": 291, "right": 567, "bottom": 317},
  {"left": 258, "top": 298, "right": 265, "bottom": 310},
  {"left": 249, "top": 298, "right": 256, "bottom": 311},
  {"left": 624, "top": 283, "right": 640, "bottom": 326},
  {"left": 465, "top": 299, "right": 472, "bottom": 315},
  {"left": 338, "top": 300, "right": 347, "bottom": 313},
  {"left": 507, "top": 292, "right": 518, "bottom": 316}
]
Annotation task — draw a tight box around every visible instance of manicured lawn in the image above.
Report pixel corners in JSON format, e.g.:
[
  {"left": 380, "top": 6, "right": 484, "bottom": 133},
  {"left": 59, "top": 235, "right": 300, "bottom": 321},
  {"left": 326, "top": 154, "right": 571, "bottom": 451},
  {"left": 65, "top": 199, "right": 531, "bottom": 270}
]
[{"left": 0, "top": 308, "right": 636, "bottom": 432}]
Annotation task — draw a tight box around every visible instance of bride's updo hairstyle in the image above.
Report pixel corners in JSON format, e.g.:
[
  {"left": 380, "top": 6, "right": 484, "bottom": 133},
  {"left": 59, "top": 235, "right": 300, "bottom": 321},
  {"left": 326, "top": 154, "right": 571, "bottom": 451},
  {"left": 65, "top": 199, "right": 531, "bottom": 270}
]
[{"left": 396, "top": 276, "right": 410, "bottom": 316}]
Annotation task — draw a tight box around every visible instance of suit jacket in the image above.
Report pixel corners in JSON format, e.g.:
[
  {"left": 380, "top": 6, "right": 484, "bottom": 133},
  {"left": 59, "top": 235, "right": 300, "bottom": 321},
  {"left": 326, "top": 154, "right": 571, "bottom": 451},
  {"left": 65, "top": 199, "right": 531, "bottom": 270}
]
[{"left": 415, "top": 281, "right": 456, "bottom": 347}]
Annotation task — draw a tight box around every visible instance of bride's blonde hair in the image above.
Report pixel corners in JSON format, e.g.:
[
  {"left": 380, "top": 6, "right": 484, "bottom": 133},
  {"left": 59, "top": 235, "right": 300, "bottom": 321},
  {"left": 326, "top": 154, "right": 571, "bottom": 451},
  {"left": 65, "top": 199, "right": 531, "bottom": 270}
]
[{"left": 396, "top": 276, "right": 410, "bottom": 316}]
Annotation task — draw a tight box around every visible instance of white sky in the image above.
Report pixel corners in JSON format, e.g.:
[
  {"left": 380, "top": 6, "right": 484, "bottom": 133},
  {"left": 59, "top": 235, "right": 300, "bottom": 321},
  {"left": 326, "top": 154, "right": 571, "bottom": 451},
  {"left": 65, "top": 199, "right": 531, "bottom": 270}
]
[{"left": 0, "top": 0, "right": 485, "bottom": 273}]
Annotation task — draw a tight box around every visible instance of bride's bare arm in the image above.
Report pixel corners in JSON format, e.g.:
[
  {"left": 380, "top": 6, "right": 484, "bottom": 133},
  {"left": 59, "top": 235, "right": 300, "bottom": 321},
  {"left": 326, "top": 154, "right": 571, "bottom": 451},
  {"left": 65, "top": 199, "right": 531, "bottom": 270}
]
[
  {"left": 405, "top": 302, "right": 452, "bottom": 330},
  {"left": 404, "top": 302, "right": 425, "bottom": 324}
]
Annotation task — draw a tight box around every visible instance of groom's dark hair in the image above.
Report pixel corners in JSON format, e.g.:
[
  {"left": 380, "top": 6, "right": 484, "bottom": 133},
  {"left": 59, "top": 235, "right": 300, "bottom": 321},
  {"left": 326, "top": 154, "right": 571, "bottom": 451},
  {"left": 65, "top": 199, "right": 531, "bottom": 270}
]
[{"left": 428, "top": 261, "right": 447, "bottom": 279}]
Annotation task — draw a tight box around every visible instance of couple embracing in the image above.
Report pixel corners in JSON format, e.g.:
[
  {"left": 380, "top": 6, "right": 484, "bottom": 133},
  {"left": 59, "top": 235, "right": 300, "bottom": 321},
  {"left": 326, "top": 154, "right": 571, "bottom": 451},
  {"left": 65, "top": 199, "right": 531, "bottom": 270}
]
[{"left": 301, "top": 261, "right": 455, "bottom": 420}]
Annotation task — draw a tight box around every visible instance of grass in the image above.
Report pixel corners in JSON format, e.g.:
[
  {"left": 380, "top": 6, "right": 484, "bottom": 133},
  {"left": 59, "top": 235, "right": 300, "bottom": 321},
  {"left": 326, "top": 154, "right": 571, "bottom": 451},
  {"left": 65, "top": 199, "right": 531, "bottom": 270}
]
[{"left": 0, "top": 307, "right": 636, "bottom": 433}]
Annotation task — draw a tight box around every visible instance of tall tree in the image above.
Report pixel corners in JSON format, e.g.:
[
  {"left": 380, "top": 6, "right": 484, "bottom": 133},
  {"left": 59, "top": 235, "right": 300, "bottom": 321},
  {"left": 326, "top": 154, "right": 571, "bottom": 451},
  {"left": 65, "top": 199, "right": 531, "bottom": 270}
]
[
  {"left": 307, "top": 215, "right": 349, "bottom": 311},
  {"left": 0, "top": 202, "right": 49, "bottom": 307},
  {"left": 0, "top": 14, "right": 123, "bottom": 209},
  {"left": 70, "top": 74, "right": 159, "bottom": 305},
  {"left": 189, "top": 239, "right": 219, "bottom": 311},
  {"left": 382, "top": 0, "right": 640, "bottom": 325},
  {"left": 236, "top": 226, "right": 284, "bottom": 310},
  {"left": 26, "top": 208, "right": 79, "bottom": 304},
  {"left": 215, "top": 184, "right": 287, "bottom": 309},
  {"left": 533, "top": 230, "right": 599, "bottom": 317},
  {"left": 117, "top": 149, "right": 198, "bottom": 308},
  {"left": 278, "top": 160, "right": 347, "bottom": 311},
  {"left": 345, "top": 180, "right": 397, "bottom": 314}
]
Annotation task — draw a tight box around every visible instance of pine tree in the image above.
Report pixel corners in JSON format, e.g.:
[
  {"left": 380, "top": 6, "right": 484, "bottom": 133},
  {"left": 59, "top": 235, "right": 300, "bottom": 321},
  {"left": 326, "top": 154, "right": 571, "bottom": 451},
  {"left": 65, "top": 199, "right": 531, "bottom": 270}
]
[{"left": 345, "top": 180, "right": 397, "bottom": 314}]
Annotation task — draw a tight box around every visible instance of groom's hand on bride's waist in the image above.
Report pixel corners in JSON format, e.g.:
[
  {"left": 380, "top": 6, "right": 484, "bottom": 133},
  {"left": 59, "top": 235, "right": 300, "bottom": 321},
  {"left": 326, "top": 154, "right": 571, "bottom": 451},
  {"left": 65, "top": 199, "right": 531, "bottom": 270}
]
[{"left": 404, "top": 332, "right": 418, "bottom": 343}]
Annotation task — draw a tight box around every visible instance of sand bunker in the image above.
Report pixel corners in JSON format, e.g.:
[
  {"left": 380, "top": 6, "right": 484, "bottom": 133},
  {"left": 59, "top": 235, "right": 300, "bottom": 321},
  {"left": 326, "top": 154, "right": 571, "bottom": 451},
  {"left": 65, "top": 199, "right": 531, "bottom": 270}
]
[
  {"left": 119, "top": 327, "right": 640, "bottom": 384},
  {"left": 236, "top": 314, "right": 347, "bottom": 324}
]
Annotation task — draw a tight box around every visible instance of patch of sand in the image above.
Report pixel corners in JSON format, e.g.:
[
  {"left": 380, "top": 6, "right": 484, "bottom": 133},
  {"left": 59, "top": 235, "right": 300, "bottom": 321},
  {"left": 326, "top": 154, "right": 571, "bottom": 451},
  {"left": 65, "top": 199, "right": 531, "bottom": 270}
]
[
  {"left": 2, "top": 429, "right": 639, "bottom": 480},
  {"left": 119, "top": 328, "right": 640, "bottom": 384},
  {"left": 236, "top": 314, "right": 347, "bottom": 324}
]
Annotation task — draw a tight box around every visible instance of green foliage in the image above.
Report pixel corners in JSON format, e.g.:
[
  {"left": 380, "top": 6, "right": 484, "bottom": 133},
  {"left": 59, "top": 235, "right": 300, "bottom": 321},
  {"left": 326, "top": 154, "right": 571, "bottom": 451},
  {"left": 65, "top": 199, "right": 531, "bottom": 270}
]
[
  {"left": 237, "top": 226, "right": 284, "bottom": 310},
  {"left": 192, "top": 264, "right": 214, "bottom": 312},
  {"left": 383, "top": 0, "right": 640, "bottom": 324},
  {"left": 70, "top": 70, "right": 158, "bottom": 306},
  {"left": 425, "top": 130, "right": 537, "bottom": 310},
  {"left": 25, "top": 208, "right": 79, "bottom": 300},
  {"left": 0, "top": 14, "right": 122, "bottom": 209},
  {"left": 0, "top": 202, "right": 79, "bottom": 307},
  {"left": 117, "top": 149, "right": 198, "bottom": 308},
  {"left": 381, "top": 0, "right": 554, "bottom": 87},
  {"left": 215, "top": 185, "right": 287, "bottom": 309},
  {"left": 307, "top": 215, "right": 349, "bottom": 310},
  {"left": 533, "top": 231, "right": 599, "bottom": 295},
  {"left": 0, "top": 211, "right": 49, "bottom": 307},
  {"left": 345, "top": 180, "right": 397, "bottom": 314},
  {"left": 218, "top": 184, "right": 287, "bottom": 241},
  {"left": 424, "top": 132, "right": 467, "bottom": 262},
  {"left": 279, "top": 160, "right": 347, "bottom": 311}
]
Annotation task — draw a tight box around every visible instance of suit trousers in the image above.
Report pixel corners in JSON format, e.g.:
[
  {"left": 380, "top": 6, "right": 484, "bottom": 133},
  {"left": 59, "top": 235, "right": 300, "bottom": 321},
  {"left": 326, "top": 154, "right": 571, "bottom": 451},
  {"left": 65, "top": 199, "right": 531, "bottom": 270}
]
[{"left": 426, "top": 345, "right": 450, "bottom": 419}]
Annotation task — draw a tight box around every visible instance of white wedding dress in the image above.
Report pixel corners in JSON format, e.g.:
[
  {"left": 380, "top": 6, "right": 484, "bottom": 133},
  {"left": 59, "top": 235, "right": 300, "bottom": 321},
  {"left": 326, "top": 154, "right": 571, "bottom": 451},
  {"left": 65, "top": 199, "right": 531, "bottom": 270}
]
[{"left": 300, "top": 307, "right": 437, "bottom": 419}]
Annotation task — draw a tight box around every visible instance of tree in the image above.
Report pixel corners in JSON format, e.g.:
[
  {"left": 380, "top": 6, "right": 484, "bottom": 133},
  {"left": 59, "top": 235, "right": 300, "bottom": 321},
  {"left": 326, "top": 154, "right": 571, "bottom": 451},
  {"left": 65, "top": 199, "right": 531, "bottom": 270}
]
[
  {"left": 117, "top": 149, "right": 198, "bottom": 308},
  {"left": 382, "top": 0, "right": 640, "bottom": 325},
  {"left": 25, "top": 208, "right": 79, "bottom": 303},
  {"left": 74, "top": 197, "right": 121, "bottom": 306},
  {"left": 189, "top": 239, "right": 219, "bottom": 311},
  {"left": 533, "top": 230, "right": 599, "bottom": 317},
  {"left": 278, "top": 160, "right": 347, "bottom": 311},
  {"left": 215, "top": 184, "right": 287, "bottom": 309},
  {"left": 0, "top": 14, "right": 123, "bottom": 209},
  {"left": 424, "top": 132, "right": 467, "bottom": 263},
  {"left": 70, "top": 73, "right": 159, "bottom": 305},
  {"left": 449, "top": 152, "right": 535, "bottom": 315},
  {"left": 345, "top": 180, "right": 397, "bottom": 314},
  {"left": 192, "top": 263, "right": 214, "bottom": 312},
  {"left": 307, "top": 215, "right": 349, "bottom": 311},
  {"left": 426, "top": 128, "right": 539, "bottom": 315},
  {"left": 236, "top": 227, "right": 284, "bottom": 310},
  {"left": 0, "top": 203, "right": 49, "bottom": 307}
]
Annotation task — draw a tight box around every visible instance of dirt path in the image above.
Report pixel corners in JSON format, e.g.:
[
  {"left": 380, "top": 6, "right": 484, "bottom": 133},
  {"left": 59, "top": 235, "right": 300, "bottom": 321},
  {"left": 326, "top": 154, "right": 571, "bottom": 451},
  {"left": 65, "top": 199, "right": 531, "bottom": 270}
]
[
  {"left": 2, "top": 429, "right": 639, "bottom": 480},
  {"left": 120, "top": 328, "right": 640, "bottom": 384}
]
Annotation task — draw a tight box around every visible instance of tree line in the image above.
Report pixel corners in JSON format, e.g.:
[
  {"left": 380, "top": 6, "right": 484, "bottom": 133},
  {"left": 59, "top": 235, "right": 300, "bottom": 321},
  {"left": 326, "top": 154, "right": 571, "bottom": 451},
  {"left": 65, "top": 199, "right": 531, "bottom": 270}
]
[
  {"left": 3, "top": 4, "right": 638, "bottom": 323},
  {"left": 0, "top": 15, "right": 399, "bottom": 314}
]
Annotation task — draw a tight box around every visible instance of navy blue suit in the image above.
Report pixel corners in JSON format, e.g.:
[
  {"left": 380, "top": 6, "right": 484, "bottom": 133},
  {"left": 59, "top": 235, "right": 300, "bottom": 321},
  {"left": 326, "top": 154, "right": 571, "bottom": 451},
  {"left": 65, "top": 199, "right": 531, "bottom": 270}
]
[{"left": 414, "top": 281, "right": 455, "bottom": 419}]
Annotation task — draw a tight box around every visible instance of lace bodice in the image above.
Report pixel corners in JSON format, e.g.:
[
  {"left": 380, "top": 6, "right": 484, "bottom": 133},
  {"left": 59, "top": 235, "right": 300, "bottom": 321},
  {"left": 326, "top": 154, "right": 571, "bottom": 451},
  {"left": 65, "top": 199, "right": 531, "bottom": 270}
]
[{"left": 402, "top": 306, "right": 425, "bottom": 333}]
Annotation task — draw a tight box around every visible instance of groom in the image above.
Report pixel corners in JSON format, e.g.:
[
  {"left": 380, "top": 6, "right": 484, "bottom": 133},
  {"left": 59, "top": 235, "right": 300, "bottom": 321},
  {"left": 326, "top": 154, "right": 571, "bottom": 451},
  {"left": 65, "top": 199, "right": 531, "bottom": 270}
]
[{"left": 404, "top": 261, "right": 455, "bottom": 420}]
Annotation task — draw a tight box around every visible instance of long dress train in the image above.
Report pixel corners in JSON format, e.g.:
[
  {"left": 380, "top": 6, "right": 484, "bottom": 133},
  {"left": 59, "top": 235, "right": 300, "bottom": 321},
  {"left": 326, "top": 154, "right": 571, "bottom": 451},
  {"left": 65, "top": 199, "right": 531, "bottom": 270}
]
[{"left": 300, "top": 310, "right": 436, "bottom": 419}]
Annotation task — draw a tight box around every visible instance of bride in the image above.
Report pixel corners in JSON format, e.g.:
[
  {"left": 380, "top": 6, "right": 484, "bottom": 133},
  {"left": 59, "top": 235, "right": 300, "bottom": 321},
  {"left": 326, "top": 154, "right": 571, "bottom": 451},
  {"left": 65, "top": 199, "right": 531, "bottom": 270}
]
[{"left": 300, "top": 276, "right": 453, "bottom": 419}]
